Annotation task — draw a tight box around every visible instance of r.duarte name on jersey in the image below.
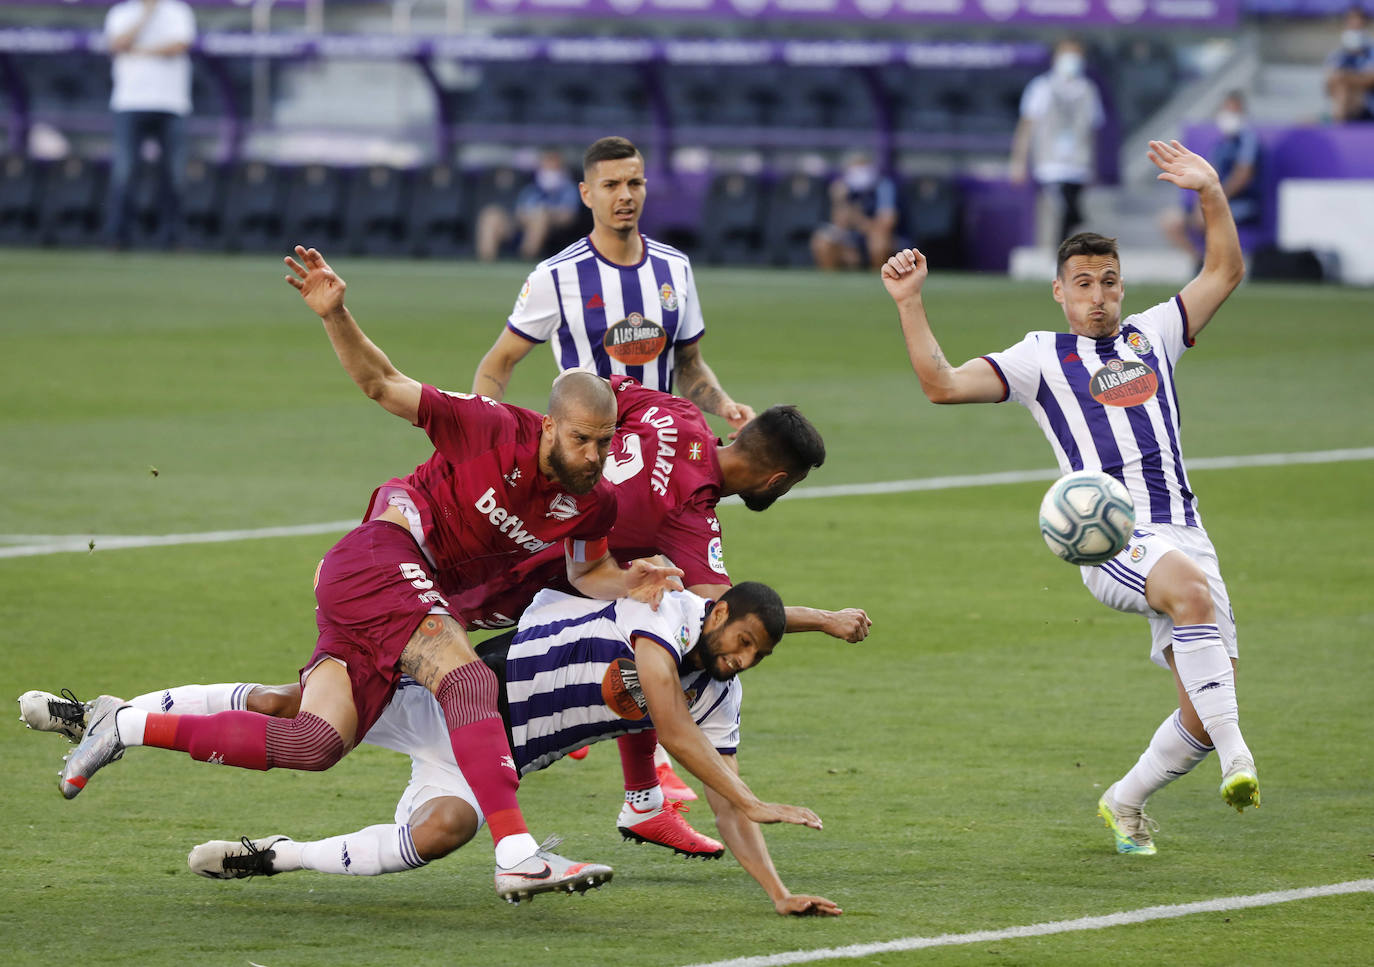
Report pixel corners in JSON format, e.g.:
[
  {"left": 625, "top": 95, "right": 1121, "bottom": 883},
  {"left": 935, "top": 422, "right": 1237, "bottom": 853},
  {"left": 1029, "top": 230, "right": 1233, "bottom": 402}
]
[
  {"left": 640, "top": 405, "right": 679, "bottom": 496},
  {"left": 474, "top": 487, "right": 555, "bottom": 552}
]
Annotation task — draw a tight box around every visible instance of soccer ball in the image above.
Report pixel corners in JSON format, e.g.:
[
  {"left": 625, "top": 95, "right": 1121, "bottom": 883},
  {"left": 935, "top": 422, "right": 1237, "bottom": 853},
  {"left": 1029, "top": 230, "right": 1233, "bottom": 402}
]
[{"left": 1038, "top": 471, "right": 1136, "bottom": 566}]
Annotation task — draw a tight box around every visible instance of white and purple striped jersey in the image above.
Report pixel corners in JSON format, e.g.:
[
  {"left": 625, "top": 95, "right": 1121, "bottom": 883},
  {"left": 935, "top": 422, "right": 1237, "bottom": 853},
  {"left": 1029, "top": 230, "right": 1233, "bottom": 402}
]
[
  {"left": 983, "top": 296, "right": 1201, "bottom": 527},
  {"left": 505, "top": 234, "right": 706, "bottom": 393},
  {"left": 505, "top": 588, "right": 740, "bottom": 775}
]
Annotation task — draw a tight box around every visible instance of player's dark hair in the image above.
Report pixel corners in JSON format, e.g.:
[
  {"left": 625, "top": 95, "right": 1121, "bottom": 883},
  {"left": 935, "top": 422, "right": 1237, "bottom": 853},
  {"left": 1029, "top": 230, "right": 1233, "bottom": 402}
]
[
  {"left": 732, "top": 405, "right": 825, "bottom": 476},
  {"left": 583, "top": 136, "right": 641, "bottom": 176},
  {"left": 717, "top": 581, "right": 786, "bottom": 644},
  {"left": 1056, "top": 232, "right": 1120, "bottom": 278}
]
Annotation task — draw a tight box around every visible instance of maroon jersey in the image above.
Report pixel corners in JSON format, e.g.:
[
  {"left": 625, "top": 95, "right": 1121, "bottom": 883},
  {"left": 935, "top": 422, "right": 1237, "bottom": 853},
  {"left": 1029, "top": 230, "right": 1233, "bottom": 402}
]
[
  {"left": 456, "top": 377, "right": 729, "bottom": 629},
  {"left": 363, "top": 384, "right": 617, "bottom": 596}
]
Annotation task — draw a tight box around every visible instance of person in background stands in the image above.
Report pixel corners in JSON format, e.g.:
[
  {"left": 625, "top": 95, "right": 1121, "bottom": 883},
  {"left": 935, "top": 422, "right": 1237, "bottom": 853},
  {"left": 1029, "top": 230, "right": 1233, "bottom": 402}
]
[
  {"left": 1010, "top": 37, "right": 1105, "bottom": 246},
  {"left": 103, "top": 0, "right": 195, "bottom": 249}
]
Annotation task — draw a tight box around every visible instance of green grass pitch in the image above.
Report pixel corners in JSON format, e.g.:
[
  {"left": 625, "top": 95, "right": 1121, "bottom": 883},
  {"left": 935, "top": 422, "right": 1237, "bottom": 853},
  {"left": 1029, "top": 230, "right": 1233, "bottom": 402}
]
[{"left": 2, "top": 249, "right": 1372, "bottom": 966}]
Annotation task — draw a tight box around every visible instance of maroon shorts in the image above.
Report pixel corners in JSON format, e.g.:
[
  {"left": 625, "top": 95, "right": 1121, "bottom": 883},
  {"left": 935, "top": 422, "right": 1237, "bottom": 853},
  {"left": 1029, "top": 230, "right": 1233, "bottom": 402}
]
[{"left": 306, "top": 519, "right": 451, "bottom": 739}]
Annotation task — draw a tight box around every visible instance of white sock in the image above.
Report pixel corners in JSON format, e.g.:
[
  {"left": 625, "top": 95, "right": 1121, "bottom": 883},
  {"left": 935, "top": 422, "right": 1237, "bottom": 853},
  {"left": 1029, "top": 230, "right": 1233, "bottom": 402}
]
[
  {"left": 290, "top": 824, "right": 426, "bottom": 876},
  {"left": 1114, "top": 709, "right": 1213, "bottom": 809},
  {"left": 1171, "top": 625, "right": 1251, "bottom": 769},
  {"left": 127, "top": 683, "right": 258, "bottom": 716},
  {"left": 625, "top": 784, "right": 665, "bottom": 812},
  {"left": 494, "top": 833, "right": 540, "bottom": 869},
  {"left": 114, "top": 707, "right": 148, "bottom": 746},
  {"left": 653, "top": 744, "right": 671, "bottom": 769}
]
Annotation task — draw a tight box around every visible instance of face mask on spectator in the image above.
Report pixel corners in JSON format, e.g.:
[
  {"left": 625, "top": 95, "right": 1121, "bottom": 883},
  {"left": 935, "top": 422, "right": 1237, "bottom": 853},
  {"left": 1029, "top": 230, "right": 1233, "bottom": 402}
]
[
  {"left": 1341, "top": 29, "right": 1368, "bottom": 51},
  {"left": 1053, "top": 51, "right": 1084, "bottom": 79},
  {"left": 1216, "top": 110, "right": 1244, "bottom": 136},
  {"left": 843, "top": 163, "right": 877, "bottom": 191}
]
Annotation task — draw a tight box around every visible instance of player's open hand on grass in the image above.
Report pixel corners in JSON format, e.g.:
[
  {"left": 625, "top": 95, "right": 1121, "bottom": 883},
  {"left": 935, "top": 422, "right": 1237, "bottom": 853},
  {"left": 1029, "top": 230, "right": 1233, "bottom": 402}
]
[
  {"left": 745, "top": 800, "right": 823, "bottom": 830},
  {"left": 881, "top": 247, "right": 928, "bottom": 305},
  {"left": 624, "top": 558, "right": 685, "bottom": 610},
  {"left": 825, "top": 608, "right": 872, "bottom": 643},
  {"left": 776, "top": 893, "right": 843, "bottom": 917},
  {"left": 1147, "top": 140, "right": 1220, "bottom": 194},
  {"left": 285, "top": 245, "right": 346, "bottom": 318}
]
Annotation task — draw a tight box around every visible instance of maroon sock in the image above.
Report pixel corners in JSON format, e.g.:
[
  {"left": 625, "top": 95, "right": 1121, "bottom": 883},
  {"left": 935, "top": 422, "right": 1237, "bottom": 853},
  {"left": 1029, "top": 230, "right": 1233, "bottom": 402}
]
[
  {"left": 145, "top": 710, "right": 270, "bottom": 770},
  {"left": 617, "top": 729, "right": 660, "bottom": 791},
  {"left": 436, "top": 663, "right": 527, "bottom": 845}
]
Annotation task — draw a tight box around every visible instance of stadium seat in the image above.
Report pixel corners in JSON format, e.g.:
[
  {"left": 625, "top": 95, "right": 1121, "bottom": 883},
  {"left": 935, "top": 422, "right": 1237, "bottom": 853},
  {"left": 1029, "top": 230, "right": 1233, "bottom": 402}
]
[
  {"left": 465, "top": 63, "right": 540, "bottom": 125},
  {"left": 407, "top": 163, "right": 471, "bottom": 258},
  {"left": 762, "top": 172, "right": 829, "bottom": 267},
  {"left": 344, "top": 165, "right": 411, "bottom": 256},
  {"left": 282, "top": 164, "right": 350, "bottom": 252},
  {"left": 0, "top": 154, "right": 45, "bottom": 246},
  {"left": 802, "top": 68, "right": 877, "bottom": 130},
  {"left": 17, "top": 53, "right": 109, "bottom": 117},
  {"left": 901, "top": 175, "right": 965, "bottom": 270},
  {"left": 698, "top": 172, "right": 766, "bottom": 266},
  {"left": 470, "top": 165, "right": 523, "bottom": 218},
  {"left": 222, "top": 161, "right": 285, "bottom": 252},
  {"left": 40, "top": 157, "right": 107, "bottom": 247},
  {"left": 881, "top": 68, "right": 956, "bottom": 135},
  {"left": 664, "top": 65, "right": 738, "bottom": 128}
]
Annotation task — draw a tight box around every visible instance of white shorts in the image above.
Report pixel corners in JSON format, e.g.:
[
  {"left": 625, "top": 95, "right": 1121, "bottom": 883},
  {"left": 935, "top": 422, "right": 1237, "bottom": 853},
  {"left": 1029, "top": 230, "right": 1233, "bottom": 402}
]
[
  {"left": 363, "top": 680, "right": 486, "bottom": 830},
  {"left": 1080, "top": 522, "right": 1238, "bottom": 670}
]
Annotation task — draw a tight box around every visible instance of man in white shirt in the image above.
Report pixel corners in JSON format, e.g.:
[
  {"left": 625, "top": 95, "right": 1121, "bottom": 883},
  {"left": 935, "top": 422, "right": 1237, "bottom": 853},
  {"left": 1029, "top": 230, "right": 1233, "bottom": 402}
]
[
  {"left": 103, "top": 0, "right": 195, "bottom": 248},
  {"left": 1010, "top": 38, "right": 1105, "bottom": 246}
]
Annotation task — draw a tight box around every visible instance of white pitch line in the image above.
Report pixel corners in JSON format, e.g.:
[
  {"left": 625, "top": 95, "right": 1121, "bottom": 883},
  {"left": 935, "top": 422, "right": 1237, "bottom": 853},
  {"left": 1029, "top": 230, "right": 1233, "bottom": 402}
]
[
  {"left": 0, "top": 520, "right": 359, "bottom": 559},
  {"left": 762, "top": 446, "right": 1374, "bottom": 502},
  {"left": 3, "top": 447, "right": 1371, "bottom": 560},
  {"left": 680, "top": 879, "right": 1374, "bottom": 967}
]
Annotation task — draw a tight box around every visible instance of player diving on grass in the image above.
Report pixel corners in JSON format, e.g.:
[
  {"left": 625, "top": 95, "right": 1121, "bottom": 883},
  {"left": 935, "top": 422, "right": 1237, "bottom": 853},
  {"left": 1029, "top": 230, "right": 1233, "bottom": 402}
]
[
  {"left": 23, "top": 375, "right": 869, "bottom": 871},
  {"left": 880, "top": 140, "right": 1260, "bottom": 856},
  {"left": 26, "top": 584, "right": 841, "bottom": 915},
  {"left": 43, "top": 245, "right": 692, "bottom": 903},
  {"left": 188, "top": 582, "right": 836, "bottom": 915}
]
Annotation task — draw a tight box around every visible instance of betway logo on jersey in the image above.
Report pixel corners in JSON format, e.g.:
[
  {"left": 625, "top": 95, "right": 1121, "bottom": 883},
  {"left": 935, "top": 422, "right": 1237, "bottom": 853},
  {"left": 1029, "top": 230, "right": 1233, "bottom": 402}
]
[{"left": 474, "top": 488, "right": 555, "bottom": 553}]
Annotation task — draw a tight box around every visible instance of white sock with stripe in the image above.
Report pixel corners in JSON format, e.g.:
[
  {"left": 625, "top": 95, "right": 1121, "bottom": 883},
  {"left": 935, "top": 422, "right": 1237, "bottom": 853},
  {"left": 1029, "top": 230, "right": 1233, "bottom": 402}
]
[
  {"left": 279, "top": 824, "right": 427, "bottom": 876},
  {"left": 127, "top": 683, "right": 258, "bottom": 716},
  {"left": 1113, "top": 709, "right": 1213, "bottom": 809},
  {"left": 1171, "top": 624, "right": 1252, "bottom": 770}
]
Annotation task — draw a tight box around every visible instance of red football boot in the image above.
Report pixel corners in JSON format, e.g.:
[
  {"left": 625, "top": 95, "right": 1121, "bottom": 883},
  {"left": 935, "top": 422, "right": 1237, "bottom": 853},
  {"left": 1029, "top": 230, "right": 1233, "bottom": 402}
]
[
  {"left": 656, "top": 760, "right": 697, "bottom": 802},
  {"left": 617, "top": 799, "right": 724, "bottom": 859}
]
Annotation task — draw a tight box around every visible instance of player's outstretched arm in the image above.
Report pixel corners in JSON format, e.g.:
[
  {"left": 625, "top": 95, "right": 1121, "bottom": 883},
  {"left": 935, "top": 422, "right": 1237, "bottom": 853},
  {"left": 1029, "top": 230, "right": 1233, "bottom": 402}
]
[
  {"left": 1149, "top": 140, "right": 1245, "bottom": 342},
  {"left": 674, "top": 341, "right": 756, "bottom": 436},
  {"left": 471, "top": 327, "right": 538, "bottom": 401},
  {"left": 686, "top": 581, "right": 871, "bottom": 644},
  {"left": 702, "top": 757, "right": 842, "bottom": 917},
  {"left": 635, "top": 638, "right": 823, "bottom": 830},
  {"left": 881, "top": 249, "right": 1005, "bottom": 405},
  {"left": 567, "top": 551, "right": 684, "bottom": 611},
  {"left": 285, "top": 246, "right": 422, "bottom": 423},
  {"left": 783, "top": 606, "right": 872, "bottom": 643}
]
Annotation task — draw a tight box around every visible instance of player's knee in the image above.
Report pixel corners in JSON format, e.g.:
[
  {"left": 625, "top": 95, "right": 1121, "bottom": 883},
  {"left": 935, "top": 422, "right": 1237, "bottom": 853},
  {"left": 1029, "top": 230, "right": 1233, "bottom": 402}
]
[
  {"left": 409, "top": 798, "right": 479, "bottom": 860},
  {"left": 1148, "top": 553, "right": 1214, "bottom": 625},
  {"left": 264, "top": 712, "right": 346, "bottom": 771},
  {"left": 246, "top": 683, "right": 302, "bottom": 718},
  {"left": 1169, "top": 572, "right": 1214, "bottom": 625}
]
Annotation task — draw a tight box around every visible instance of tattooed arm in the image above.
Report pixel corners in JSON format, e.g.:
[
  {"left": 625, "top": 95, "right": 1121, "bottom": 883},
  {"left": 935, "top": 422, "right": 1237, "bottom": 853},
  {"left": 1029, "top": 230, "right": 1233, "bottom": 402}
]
[
  {"left": 673, "top": 340, "right": 756, "bottom": 433},
  {"left": 880, "top": 248, "right": 1004, "bottom": 405}
]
